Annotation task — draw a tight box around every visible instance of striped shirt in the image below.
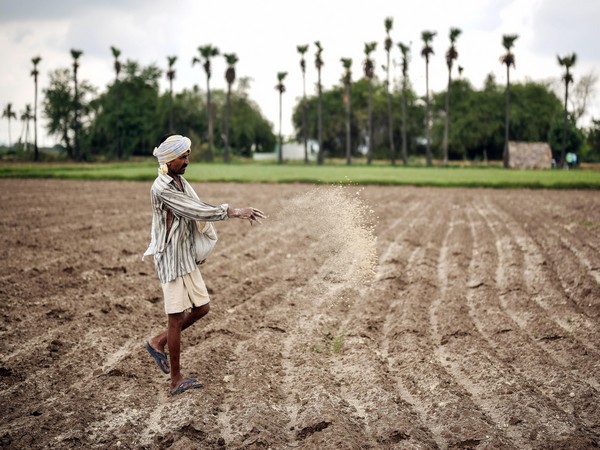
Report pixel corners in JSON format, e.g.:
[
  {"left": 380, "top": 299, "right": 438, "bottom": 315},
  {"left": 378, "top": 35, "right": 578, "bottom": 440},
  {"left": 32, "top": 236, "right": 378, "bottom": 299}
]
[{"left": 143, "top": 172, "right": 228, "bottom": 283}]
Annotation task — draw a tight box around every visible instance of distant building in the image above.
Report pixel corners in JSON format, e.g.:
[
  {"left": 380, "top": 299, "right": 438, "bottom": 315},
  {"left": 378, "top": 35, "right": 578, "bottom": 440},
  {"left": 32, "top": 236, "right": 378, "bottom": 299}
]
[
  {"left": 253, "top": 140, "right": 318, "bottom": 161},
  {"left": 508, "top": 141, "right": 553, "bottom": 169}
]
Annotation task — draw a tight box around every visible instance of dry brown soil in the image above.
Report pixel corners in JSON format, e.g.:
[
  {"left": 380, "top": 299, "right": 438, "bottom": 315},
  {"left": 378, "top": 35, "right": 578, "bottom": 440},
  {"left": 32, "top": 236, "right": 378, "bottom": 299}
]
[{"left": 1, "top": 179, "right": 599, "bottom": 450}]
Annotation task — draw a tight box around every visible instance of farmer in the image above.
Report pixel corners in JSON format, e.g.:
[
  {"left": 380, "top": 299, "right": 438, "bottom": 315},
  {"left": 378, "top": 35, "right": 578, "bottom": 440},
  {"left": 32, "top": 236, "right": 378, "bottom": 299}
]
[{"left": 143, "top": 133, "right": 265, "bottom": 396}]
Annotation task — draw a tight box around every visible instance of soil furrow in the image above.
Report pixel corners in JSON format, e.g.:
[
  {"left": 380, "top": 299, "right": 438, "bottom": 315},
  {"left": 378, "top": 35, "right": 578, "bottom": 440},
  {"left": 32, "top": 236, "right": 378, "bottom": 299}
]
[
  {"left": 465, "top": 203, "right": 600, "bottom": 444},
  {"left": 436, "top": 198, "right": 599, "bottom": 448}
]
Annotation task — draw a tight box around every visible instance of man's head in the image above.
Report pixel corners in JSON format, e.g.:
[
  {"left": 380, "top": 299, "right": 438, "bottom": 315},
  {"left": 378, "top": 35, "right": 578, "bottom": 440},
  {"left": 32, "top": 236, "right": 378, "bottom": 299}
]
[{"left": 153, "top": 134, "right": 192, "bottom": 175}]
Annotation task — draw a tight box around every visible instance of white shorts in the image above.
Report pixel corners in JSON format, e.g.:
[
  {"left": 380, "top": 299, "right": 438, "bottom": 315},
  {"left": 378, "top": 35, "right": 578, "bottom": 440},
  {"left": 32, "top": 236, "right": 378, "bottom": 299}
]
[{"left": 161, "top": 267, "right": 210, "bottom": 315}]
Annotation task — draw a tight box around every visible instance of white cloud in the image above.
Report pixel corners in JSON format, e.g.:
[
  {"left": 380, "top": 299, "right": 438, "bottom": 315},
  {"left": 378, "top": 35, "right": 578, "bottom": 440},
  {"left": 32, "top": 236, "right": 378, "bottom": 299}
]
[{"left": 0, "top": 0, "right": 598, "bottom": 147}]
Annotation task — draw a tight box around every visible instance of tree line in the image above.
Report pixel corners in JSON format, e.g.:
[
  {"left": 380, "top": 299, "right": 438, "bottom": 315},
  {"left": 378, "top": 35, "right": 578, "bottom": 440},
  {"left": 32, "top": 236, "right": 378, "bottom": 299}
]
[{"left": 3, "top": 19, "right": 600, "bottom": 165}]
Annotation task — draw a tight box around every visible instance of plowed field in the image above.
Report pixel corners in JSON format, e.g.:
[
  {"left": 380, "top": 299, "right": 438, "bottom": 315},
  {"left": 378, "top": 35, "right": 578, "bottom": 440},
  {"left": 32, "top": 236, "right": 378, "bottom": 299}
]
[{"left": 1, "top": 179, "right": 599, "bottom": 449}]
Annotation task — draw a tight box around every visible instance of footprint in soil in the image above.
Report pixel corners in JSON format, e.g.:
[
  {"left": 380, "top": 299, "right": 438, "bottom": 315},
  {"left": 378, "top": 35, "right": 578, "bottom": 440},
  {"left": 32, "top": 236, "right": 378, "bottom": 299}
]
[{"left": 47, "top": 339, "right": 63, "bottom": 353}]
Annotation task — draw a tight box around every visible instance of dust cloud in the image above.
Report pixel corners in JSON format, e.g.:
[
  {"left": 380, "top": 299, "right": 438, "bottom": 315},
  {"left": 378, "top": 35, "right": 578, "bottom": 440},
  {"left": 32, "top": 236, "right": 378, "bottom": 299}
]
[{"left": 270, "top": 184, "right": 378, "bottom": 298}]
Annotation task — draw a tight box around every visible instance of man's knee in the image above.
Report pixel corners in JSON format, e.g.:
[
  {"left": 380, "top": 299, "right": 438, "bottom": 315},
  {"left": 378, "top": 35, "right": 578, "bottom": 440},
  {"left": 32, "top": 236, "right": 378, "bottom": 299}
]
[
  {"left": 168, "top": 312, "right": 185, "bottom": 329},
  {"left": 195, "top": 303, "right": 209, "bottom": 317}
]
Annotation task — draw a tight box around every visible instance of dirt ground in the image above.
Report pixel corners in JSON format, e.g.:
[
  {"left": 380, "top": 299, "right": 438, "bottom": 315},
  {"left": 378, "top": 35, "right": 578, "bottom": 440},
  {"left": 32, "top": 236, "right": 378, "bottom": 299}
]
[{"left": 1, "top": 179, "right": 599, "bottom": 450}]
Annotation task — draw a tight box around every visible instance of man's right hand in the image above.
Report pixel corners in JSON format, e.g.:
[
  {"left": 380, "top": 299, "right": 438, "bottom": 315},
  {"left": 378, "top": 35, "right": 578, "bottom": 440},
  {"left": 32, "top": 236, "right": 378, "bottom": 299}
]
[{"left": 227, "top": 207, "right": 267, "bottom": 225}]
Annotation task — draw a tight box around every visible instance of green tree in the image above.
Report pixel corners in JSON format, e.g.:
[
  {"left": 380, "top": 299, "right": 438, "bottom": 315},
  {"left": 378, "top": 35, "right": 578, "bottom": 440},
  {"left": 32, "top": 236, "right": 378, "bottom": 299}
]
[
  {"left": 549, "top": 116, "right": 584, "bottom": 160},
  {"left": 314, "top": 41, "right": 324, "bottom": 165},
  {"left": 292, "top": 74, "right": 394, "bottom": 160},
  {"left": 363, "top": 41, "right": 377, "bottom": 165},
  {"left": 557, "top": 53, "right": 577, "bottom": 167},
  {"left": 421, "top": 30, "right": 436, "bottom": 166},
  {"left": 193, "top": 44, "right": 220, "bottom": 161},
  {"left": 110, "top": 46, "right": 122, "bottom": 159},
  {"left": 509, "top": 81, "right": 562, "bottom": 143},
  {"left": 583, "top": 119, "right": 600, "bottom": 162},
  {"left": 166, "top": 55, "right": 177, "bottom": 132},
  {"left": 70, "top": 49, "right": 83, "bottom": 161},
  {"left": 43, "top": 68, "right": 95, "bottom": 159},
  {"left": 87, "top": 61, "right": 161, "bottom": 159},
  {"left": 223, "top": 53, "right": 238, "bottom": 163},
  {"left": 443, "top": 27, "right": 461, "bottom": 165},
  {"left": 384, "top": 17, "right": 396, "bottom": 165},
  {"left": 341, "top": 57, "right": 353, "bottom": 165},
  {"left": 2, "top": 103, "right": 17, "bottom": 148},
  {"left": 398, "top": 42, "right": 410, "bottom": 165},
  {"left": 166, "top": 83, "right": 275, "bottom": 159},
  {"left": 226, "top": 91, "right": 276, "bottom": 156},
  {"left": 499, "top": 34, "right": 518, "bottom": 168},
  {"left": 31, "top": 56, "right": 41, "bottom": 161},
  {"left": 431, "top": 77, "right": 562, "bottom": 162},
  {"left": 275, "top": 71, "right": 287, "bottom": 164},
  {"left": 297, "top": 44, "right": 309, "bottom": 163}
]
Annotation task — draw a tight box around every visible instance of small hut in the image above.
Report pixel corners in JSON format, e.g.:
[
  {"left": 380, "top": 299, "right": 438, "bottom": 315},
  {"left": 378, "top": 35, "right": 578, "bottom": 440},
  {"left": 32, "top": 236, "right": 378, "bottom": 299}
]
[{"left": 508, "top": 141, "right": 553, "bottom": 169}]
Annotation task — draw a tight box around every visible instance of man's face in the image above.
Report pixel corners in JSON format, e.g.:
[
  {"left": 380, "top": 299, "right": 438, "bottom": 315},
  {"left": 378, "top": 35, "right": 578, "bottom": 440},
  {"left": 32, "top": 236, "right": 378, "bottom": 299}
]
[{"left": 167, "top": 150, "right": 190, "bottom": 175}]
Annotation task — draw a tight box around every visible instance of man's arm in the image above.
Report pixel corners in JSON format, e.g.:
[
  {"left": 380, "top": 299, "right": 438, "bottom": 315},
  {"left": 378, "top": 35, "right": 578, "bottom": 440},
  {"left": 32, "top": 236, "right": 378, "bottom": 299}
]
[
  {"left": 160, "top": 189, "right": 228, "bottom": 222},
  {"left": 160, "top": 189, "right": 266, "bottom": 224},
  {"left": 226, "top": 206, "right": 267, "bottom": 225}
]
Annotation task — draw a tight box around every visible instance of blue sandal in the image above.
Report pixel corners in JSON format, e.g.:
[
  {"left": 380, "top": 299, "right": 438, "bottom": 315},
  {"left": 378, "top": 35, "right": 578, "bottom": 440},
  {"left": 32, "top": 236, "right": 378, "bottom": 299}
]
[
  {"left": 145, "top": 342, "right": 170, "bottom": 374},
  {"left": 170, "top": 378, "right": 204, "bottom": 396}
]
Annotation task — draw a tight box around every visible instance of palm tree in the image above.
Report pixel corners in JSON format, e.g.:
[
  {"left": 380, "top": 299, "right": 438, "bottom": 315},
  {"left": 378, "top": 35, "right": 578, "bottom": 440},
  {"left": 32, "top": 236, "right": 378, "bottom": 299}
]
[
  {"left": 275, "top": 72, "right": 288, "bottom": 164},
  {"left": 398, "top": 42, "right": 410, "bottom": 166},
  {"left": 71, "top": 49, "right": 83, "bottom": 161},
  {"left": 341, "top": 58, "right": 353, "bottom": 165},
  {"left": 499, "top": 34, "right": 518, "bottom": 168},
  {"left": 19, "top": 104, "right": 33, "bottom": 151},
  {"left": 421, "top": 31, "right": 436, "bottom": 166},
  {"left": 557, "top": 53, "right": 577, "bottom": 167},
  {"left": 223, "top": 53, "right": 238, "bottom": 163},
  {"left": 384, "top": 17, "right": 396, "bottom": 165},
  {"left": 363, "top": 41, "right": 377, "bottom": 165},
  {"left": 110, "top": 46, "right": 122, "bottom": 159},
  {"left": 31, "top": 56, "right": 41, "bottom": 161},
  {"left": 314, "top": 41, "right": 324, "bottom": 165},
  {"left": 193, "top": 44, "right": 220, "bottom": 162},
  {"left": 2, "top": 103, "right": 16, "bottom": 148},
  {"left": 443, "top": 27, "right": 461, "bottom": 166},
  {"left": 166, "top": 56, "right": 177, "bottom": 133},
  {"left": 297, "top": 44, "right": 309, "bottom": 164}
]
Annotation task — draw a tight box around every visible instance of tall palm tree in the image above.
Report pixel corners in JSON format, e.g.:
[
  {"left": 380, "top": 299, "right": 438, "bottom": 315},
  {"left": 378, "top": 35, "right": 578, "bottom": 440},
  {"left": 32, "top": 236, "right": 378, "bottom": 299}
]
[
  {"left": 297, "top": 44, "right": 309, "bottom": 164},
  {"left": 443, "top": 27, "right": 461, "bottom": 166},
  {"left": 223, "top": 53, "right": 238, "bottom": 163},
  {"left": 421, "top": 31, "right": 436, "bottom": 166},
  {"left": 499, "top": 34, "right": 518, "bottom": 168},
  {"left": 398, "top": 42, "right": 410, "bottom": 166},
  {"left": 110, "top": 46, "right": 122, "bottom": 159},
  {"left": 19, "top": 104, "right": 33, "bottom": 151},
  {"left": 384, "top": 17, "right": 396, "bottom": 165},
  {"left": 70, "top": 49, "right": 83, "bottom": 161},
  {"left": 31, "top": 56, "right": 41, "bottom": 161},
  {"left": 341, "top": 58, "right": 353, "bottom": 165},
  {"left": 557, "top": 53, "right": 577, "bottom": 168},
  {"left": 275, "top": 72, "right": 288, "bottom": 164},
  {"left": 314, "top": 41, "right": 324, "bottom": 165},
  {"left": 363, "top": 41, "right": 377, "bottom": 165},
  {"left": 193, "top": 44, "right": 220, "bottom": 162},
  {"left": 2, "top": 103, "right": 16, "bottom": 148},
  {"left": 166, "top": 56, "right": 177, "bottom": 133}
]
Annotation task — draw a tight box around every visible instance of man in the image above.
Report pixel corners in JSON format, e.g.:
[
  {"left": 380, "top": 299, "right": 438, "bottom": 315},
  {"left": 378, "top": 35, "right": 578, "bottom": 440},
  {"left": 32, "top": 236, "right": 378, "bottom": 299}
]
[{"left": 143, "top": 134, "right": 265, "bottom": 396}]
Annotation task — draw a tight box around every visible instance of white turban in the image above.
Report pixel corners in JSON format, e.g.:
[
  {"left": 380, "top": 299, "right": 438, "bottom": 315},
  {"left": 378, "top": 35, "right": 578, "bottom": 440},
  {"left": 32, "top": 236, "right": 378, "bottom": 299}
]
[{"left": 153, "top": 135, "right": 191, "bottom": 174}]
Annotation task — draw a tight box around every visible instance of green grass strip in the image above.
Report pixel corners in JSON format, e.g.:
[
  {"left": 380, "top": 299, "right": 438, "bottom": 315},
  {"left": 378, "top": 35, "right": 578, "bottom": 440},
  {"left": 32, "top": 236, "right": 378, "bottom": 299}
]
[{"left": 1, "top": 162, "right": 599, "bottom": 189}]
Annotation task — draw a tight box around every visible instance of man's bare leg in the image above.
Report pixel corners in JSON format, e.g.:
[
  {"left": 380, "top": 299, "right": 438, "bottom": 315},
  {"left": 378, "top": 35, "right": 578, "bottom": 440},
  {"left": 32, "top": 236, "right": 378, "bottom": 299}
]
[
  {"left": 167, "top": 312, "right": 185, "bottom": 389},
  {"left": 147, "top": 303, "right": 210, "bottom": 356}
]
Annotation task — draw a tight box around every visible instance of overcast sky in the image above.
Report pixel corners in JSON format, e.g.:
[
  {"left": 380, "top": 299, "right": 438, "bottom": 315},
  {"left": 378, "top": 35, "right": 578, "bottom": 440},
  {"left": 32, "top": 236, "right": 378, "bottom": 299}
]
[{"left": 1, "top": 0, "right": 599, "bottom": 148}]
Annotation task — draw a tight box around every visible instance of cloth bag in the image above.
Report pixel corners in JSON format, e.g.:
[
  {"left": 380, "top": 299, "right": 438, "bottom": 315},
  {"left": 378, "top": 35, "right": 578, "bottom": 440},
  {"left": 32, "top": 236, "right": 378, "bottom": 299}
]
[{"left": 194, "top": 220, "right": 218, "bottom": 264}]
